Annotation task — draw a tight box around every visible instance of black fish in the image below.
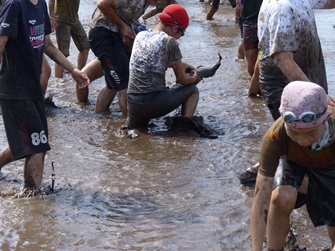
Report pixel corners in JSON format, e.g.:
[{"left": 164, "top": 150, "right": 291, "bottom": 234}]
[{"left": 197, "top": 53, "right": 222, "bottom": 79}]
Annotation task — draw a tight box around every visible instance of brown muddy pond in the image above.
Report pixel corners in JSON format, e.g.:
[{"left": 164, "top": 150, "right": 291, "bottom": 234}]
[{"left": 0, "top": 1, "right": 334, "bottom": 250}]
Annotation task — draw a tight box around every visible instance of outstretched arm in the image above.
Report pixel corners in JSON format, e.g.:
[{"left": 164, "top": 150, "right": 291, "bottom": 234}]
[
  {"left": 44, "top": 35, "right": 90, "bottom": 88},
  {"left": 251, "top": 173, "right": 273, "bottom": 251},
  {"left": 273, "top": 51, "right": 309, "bottom": 82}
]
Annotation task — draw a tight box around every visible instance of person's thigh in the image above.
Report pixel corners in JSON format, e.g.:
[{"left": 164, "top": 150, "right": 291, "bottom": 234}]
[
  {"left": 127, "top": 85, "right": 198, "bottom": 129},
  {"left": 89, "top": 27, "right": 129, "bottom": 92},
  {"left": 273, "top": 158, "right": 305, "bottom": 190}
]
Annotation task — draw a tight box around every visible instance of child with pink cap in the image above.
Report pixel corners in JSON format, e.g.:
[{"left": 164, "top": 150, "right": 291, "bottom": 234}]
[{"left": 250, "top": 81, "right": 335, "bottom": 251}]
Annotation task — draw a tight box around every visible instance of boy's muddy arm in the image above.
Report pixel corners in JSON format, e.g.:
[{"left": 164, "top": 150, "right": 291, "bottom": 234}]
[
  {"left": 251, "top": 173, "right": 273, "bottom": 251},
  {"left": 44, "top": 35, "right": 90, "bottom": 88},
  {"left": 171, "top": 60, "right": 201, "bottom": 85}
]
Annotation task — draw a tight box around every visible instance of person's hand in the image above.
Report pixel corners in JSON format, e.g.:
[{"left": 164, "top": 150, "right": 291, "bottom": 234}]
[
  {"left": 49, "top": 16, "right": 57, "bottom": 32},
  {"left": 190, "top": 70, "right": 202, "bottom": 84},
  {"left": 327, "top": 95, "right": 335, "bottom": 107},
  {"left": 120, "top": 25, "right": 135, "bottom": 54},
  {"left": 236, "top": 0, "right": 243, "bottom": 18},
  {"left": 138, "top": 17, "right": 145, "bottom": 25},
  {"left": 71, "top": 69, "right": 90, "bottom": 89}
]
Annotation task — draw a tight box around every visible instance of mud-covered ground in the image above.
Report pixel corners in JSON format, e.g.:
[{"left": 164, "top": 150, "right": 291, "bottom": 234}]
[{"left": 0, "top": 1, "right": 334, "bottom": 250}]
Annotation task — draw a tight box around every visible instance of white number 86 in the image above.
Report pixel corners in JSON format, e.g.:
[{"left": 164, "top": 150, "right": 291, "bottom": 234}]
[{"left": 31, "top": 130, "right": 48, "bottom": 146}]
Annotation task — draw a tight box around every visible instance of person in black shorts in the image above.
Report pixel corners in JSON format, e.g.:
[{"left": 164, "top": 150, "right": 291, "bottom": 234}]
[
  {"left": 0, "top": 0, "right": 89, "bottom": 191},
  {"left": 77, "top": 0, "right": 161, "bottom": 116}
]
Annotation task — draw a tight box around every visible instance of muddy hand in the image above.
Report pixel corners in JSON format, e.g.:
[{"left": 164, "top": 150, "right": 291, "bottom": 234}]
[
  {"left": 72, "top": 69, "right": 90, "bottom": 89},
  {"left": 121, "top": 25, "right": 135, "bottom": 54}
]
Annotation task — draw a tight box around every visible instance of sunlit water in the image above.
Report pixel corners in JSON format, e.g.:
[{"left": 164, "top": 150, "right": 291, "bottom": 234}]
[{"left": 0, "top": 1, "right": 334, "bottom": 250}]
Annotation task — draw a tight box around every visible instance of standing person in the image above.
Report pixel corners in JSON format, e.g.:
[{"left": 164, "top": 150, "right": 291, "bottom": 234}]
[
  {"left": 206, "top": 0, "right": 220, "bottom": 20},
  {"left": 251, "top": 81, "right": 335, "bottom": 251},
  {"left": 140, "top": 0, "right": 176, "bottom": 22},
  {"left": 127, "top": 4, "right": 201, "bottom": 129},
  {"left": 206, "top": 0, "right": 236, "bottom": 20},
  {"left": 0, "top": 0, "right": 89, "bottom": 191},
  {"left": 236, "top": 0, "right": 262, "bottom": 98},
  {"left": 48, "top": 0, "right": 90, "bottom": 78},
  {"left": 77, "top": 0, "right": 162, "bottom": 116},
  {"left": 257, "top": 0, "right": 328, "bottom": 120},
  {"left": 239, "top": 0, "right": 329, "bottom": 186}
]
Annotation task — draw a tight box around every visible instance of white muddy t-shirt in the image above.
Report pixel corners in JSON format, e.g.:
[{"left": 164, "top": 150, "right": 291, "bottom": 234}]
[
  {"left": 128, "top": 29, "right": 182, "bottom": 94},
  {"left": 257, "top": 0, "right": 327, "bottom": 93},
  {"left": 309, "top": 0, "right": 330, "bottom": 8}
]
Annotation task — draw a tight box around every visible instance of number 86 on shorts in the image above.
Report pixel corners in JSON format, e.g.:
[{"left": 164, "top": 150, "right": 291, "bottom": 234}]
[{"left": 31, "top": 130, "right": 48, "bottom": 146}]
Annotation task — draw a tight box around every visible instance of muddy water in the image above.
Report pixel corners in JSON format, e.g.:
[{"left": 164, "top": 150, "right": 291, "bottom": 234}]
[{"left": 0, "top": 1, "right": 334, "bottom": 250}]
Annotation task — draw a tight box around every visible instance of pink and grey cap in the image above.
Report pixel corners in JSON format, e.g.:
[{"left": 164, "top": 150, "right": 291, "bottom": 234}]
[{"left": 279, "top": 81, "right": 330, "bottom": 128}]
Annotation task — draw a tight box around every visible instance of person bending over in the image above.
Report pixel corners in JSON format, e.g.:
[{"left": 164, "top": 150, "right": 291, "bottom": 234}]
[{"left": 127, "top": 4, "right": 201, "bottom": 129}]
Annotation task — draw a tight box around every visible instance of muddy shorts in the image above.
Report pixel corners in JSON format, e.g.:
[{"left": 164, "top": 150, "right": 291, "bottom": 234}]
[
  {"left": 259, "top": 62, "right": 290, "bottom": 120},
  {"left": 243, "top": 21, "right": 258, "bottom": 51},
  {"left": 89, "top": 27, "right": 129, "bottom": 92},
  {"left": 56, "top": 19, "right": 90, "bottom": 57},
  {"left": 273, "top": 158, "right": 335, "bottom": 227},
  {"left": 211, "top": 0, "right": 220, "bottom": 9},
  {"left": 127, "top": 84, "right": 199, "bottom": 129},
  {"left": 0, "top": 99, "right": 51, "bottom": 160}
]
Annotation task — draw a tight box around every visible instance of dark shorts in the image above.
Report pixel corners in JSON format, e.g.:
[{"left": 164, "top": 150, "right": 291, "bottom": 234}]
[
  {"left": 211, "top": 0, "right": 220, "bottom": 9},
  {"left": 243, "top": 22, "right": 258, "bottom": 51},
  {"left": 56, "top": 19, "right": 90, "bottom": 57},
  {"left": 127, "top": 84, "right": 199, "bottom": 129},
  {"left": 259, "top": 63, "right": 290, "bottom": 120},
  {"left": 273, "top": 158, "right": 335, "bottom": 227},
  {"left": 0, "top": 99, "right": 51, "bottom": 160},
  {"left": 89, "top": 27, "right": 129, "bottom": 92}
]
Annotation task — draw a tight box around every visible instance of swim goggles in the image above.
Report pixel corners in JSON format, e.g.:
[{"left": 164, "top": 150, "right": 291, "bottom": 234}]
[{"left": 282, "top": 108, "right": 327, "bottom": 124}]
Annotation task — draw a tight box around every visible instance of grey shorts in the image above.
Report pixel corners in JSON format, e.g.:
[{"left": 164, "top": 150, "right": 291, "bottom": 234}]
[
  {"left": 0, "top": 99, "right": 51, "bottom": 160},
  {"left": 273, "top": 158, "right": 335, "bottom": 227},
  {"left": 56, "top": 19, "right": 90, "bottom": 57},
  {"left": 127, "top": 84, "right": 199, "bottom": 129}
]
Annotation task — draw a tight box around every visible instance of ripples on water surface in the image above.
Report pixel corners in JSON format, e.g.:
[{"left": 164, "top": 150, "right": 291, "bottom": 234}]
[{"left": 0, "top": 1, "right": 334, "bottom": 250}]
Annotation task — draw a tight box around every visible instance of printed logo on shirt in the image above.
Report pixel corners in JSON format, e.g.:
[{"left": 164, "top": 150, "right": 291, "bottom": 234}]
[
  {"left": 1, "top": 23, "right": 9, "bottom": 28},
  {"left": 29, "top": 19, "right": 36, "bottom": 25},
  {"left": 29, "top": 22, "right": 45, "bottom": 49}
]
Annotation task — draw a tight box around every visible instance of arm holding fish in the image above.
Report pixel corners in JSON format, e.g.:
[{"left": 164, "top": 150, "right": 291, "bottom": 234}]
[
  {"left": 170, "top": 59, "right": 202, "bottom": 85},
  {"left": 44, "top": 35, "right": 90, "bottom": 89}
]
